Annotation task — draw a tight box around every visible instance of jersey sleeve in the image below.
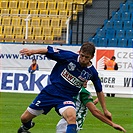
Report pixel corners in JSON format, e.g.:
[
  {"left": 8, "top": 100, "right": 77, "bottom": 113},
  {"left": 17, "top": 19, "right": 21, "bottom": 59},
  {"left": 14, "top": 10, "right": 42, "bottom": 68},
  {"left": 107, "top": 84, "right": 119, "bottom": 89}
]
[
  {"left": 80, "top": 88, "right": 93, "bottom": 106},
  {"left": 45, "top": 46, "right": 78, "bottom": 62},
  {"left": 90, "top": 67, "right": 102, "bottom": 92}
]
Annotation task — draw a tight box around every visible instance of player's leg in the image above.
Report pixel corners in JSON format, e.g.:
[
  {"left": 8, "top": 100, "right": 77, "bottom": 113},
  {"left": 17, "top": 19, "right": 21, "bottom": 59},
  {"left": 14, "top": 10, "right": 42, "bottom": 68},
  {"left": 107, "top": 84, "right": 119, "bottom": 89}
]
[
  {"left": 18, "top": 108, "right": 43, "bottom": 133},
  {"left": 61, "top": 107, "right": 77, "bottom": 133}
]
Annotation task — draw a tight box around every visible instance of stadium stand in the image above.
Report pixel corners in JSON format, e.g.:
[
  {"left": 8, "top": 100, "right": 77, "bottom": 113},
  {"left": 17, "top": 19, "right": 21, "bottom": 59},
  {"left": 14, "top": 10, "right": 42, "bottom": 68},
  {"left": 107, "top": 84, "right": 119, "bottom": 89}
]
[
  {"left": 89, "top": 0, "right": 133, "bottom": 47},
  {"left": 0, "top": 0, "right": 93, "bottom": 44}
]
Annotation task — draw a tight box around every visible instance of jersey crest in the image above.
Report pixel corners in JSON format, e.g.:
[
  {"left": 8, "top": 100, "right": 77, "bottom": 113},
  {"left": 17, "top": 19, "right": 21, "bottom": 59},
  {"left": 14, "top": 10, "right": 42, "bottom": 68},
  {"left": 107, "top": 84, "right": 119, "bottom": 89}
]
[{"left": 68, "top": 62, "right": 76, "bottom": 71}]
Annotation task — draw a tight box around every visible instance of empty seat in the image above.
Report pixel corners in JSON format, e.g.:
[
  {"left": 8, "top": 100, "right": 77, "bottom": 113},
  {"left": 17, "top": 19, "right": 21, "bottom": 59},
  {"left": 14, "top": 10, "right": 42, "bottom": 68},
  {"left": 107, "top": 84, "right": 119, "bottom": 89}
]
[
  {"left": 121, "top": 12, "right": 131, "bottom": 21},
  {"left": 3, "top": 26, "right": 13, "bottom": 35},
  {"left": 104, "top": 19, "right": 113, "bottom": 29},
  {"left": 112, "top": 11, "right": 121, "bottom": 21},
  {"left": 51, "top": 18, "right": 60, "bottom": 27},
  {"left": 53, "top": 27, "right": 62, "bottom": 37},
  {"left": 125, "top": 29, "right": 133, "bottom": 39},
  {"left": 49, "top": 10, "right": 58, "bottom": 17},
  {"left": 89, "top": 37, "right": 98, "bottom": 46},
  {"left": 57, "top": 2, "right": 66, "bottom": 10},
  {"left": 129, "top": 3, "right": 133, "bottom": 12},
  {"left": 113, "top": 20, "right": 123, "bottom": 29},
  {"left": 10, "top": 9, "right": 19, "bottom": 15},
  {"left": 13, "top": 26, "right": 22, "bottom": 35},
  {"left": 33, "top": 26, "right": 42, "bottom": 36},
  {"left": 41, "top": 18, "right": 50, "bottom": 27},
  {"left": 60, "top": 18, "right": 67, "bottom": 28},
  {"left": 116, "top": 29, "right": 125, "bottom": 38},
  {"left": 18, "top": 1, "right": 27, "bottom": 9},
  {"left": 118, "top": 38, "right": 127, "bottom": 47},
  {"left": 42, "top": 27, "right": 52, "bottom": 36},
  {"left": 9, "top": 1, "right": 18, "bottom": 9},
  {"left": 23, "top": 26, "right": 32, "bottom": 35},
  {"left": 96, "top": 28, "right": 106, "bottom": 38},
  {"left": 1, "top": 9, "right": 10, "bottom": 14},
  {"left": 38, "top": 1, "right": 47, "bottom": 10},
  {"left": 34, "top": 36, "right": 44, "bottom": 43},
  {"left": 5, "top": 35, "right": 14, "bottom": 42},
  {"left": 31, "top": 17, "right": 40, "bottom": 26},
  {"left": 59, "top": 10, "right": 68, "bottom": 17},
  {"left": 98, "top": 37, "right": 108, "bottom": 47},
  {"left": 106, "top": 29, "right": 115, "bottom": 38},
  {"left": 45, "top": 35, "right": 53, "bottom": 41},
  {"left": 128, "top": 39, "right": 133, "bottom": 47},
  {"left": 12, "top": 17, "right": 21, "bottom": 26},
  {"left": 0, "top": 1, "right": 8, "bottom": 9},
  {"left": 123, "top": 20, "right": 132, "bottom": 30},
  {"left": 39, "top": 10, "right": 48, "bottom": 16},
  {"left": 30, "top": 9, "right": 38, "bottom": 15},
  {"left": 47, "top": 2, "right": 57, "bottom": 10},
  {"left": 119, "top": 3, "right": 129, "bottom": 12},
  {"left": 28, "top": 1, "right": 37, "bottom": 10},
  {"left": 108, "top": 38, "right": 117, "bottom": 47},
  {"left": 15, "top": 35, "right": 24, "bottom": 42},
  {"left": 2, "top": 17, "right": 11, "bottom": 26}
]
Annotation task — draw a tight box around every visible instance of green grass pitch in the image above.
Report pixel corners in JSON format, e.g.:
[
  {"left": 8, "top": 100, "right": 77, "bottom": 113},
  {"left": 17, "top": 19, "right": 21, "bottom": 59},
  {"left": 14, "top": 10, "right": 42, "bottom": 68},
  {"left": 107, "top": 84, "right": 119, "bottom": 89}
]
[{"left": 0, "top": 92, "right": 133, "bottom": 133}]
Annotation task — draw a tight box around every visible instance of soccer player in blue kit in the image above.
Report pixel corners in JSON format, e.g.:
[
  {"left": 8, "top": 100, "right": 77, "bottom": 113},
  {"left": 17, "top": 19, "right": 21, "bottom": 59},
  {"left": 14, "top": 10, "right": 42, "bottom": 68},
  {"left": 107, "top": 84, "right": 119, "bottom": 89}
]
[{"left": 18, "top": 42, "right": 112, "bottom": 133}]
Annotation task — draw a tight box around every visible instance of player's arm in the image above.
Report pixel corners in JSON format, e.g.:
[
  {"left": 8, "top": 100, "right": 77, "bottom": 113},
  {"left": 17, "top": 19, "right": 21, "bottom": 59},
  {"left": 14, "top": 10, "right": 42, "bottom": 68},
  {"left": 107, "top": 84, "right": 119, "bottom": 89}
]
[
  {"left": 20, "top": 48, "right": 48, "bottom": 56},
  {"left": 96, "top": 91, "right": 112, "bottom": 120},
  {"left": 86, "top": 102, "right": 126, "bottom": 133}
]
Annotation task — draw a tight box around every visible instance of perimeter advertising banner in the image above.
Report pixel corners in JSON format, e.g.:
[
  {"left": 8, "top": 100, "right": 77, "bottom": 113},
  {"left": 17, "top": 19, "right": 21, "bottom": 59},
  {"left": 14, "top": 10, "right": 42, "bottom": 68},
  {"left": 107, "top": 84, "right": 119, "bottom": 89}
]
[
  {"left": 0, "top": 70, "right": 132, "bottom": 95},
  {"left": 0, "top": 44, "right": 132, "bottom": 95}
]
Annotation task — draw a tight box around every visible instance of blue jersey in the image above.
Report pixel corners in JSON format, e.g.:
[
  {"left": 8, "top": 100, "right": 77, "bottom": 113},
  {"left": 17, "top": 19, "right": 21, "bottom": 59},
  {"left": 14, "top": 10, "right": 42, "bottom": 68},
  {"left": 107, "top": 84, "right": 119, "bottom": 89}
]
[
  {"left": 29, "top": 46, "right": 102, "bottom": 114},
  {"left": 44, "top": 46, "right": 102, "bottom": 97}
]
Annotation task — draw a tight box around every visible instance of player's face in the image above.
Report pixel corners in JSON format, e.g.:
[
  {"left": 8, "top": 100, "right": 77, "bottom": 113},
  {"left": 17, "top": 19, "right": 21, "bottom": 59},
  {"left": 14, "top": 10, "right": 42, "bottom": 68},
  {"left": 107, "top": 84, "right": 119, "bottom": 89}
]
[{"left": 79, "top": 51, "right": 93, "bottom": 67}]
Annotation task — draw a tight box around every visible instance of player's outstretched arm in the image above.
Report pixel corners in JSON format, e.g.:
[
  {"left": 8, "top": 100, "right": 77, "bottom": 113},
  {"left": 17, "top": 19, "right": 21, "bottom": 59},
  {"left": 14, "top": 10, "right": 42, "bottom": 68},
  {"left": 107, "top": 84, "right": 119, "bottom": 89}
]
[
  {"left": 19, "top": 48, "right": 48, "bottom": 56},
  {"left": 86, "top": 102, "right": 126, "bottom": 133}
]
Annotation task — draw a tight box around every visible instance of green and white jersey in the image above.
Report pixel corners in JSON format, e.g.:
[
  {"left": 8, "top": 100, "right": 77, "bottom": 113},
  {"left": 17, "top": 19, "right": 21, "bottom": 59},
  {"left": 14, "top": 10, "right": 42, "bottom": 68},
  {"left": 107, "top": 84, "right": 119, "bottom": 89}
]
[{"left": 74, "top": 87, "right": 93, "bottom": 130}]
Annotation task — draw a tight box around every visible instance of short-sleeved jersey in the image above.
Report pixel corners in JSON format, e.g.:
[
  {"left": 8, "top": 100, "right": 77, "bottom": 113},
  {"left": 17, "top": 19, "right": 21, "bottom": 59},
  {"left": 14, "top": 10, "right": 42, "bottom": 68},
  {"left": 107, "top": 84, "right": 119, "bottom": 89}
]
[
  {"left": 44, "top": 46, "right": 102, "bottom": 97},
  {"left": 74, "top": 87, "right": 93, "bottom": 130}
]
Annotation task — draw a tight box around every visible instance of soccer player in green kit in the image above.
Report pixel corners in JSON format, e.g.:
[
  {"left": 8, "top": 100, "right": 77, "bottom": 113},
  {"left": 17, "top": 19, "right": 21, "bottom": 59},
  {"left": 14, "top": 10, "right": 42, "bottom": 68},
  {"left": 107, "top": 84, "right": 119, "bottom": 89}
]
[{"left": 56, "top": 81, "right": 126, "bottom": 133}]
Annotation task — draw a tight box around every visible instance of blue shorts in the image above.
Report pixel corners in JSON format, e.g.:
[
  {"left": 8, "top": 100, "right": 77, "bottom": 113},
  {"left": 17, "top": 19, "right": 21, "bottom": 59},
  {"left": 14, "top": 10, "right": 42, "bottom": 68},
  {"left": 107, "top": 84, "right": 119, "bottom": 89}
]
[{"left": 29, "top": 84, "right": 75, "bottom": 115}]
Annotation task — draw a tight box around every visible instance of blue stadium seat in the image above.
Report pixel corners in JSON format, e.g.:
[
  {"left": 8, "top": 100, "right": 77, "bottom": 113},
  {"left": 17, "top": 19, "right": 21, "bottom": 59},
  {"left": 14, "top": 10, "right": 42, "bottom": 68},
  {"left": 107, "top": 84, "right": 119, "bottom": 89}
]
[
  {"left": 104, "top": 19, "right": 113, "bottom": 29},
  {"left": 118, "top": 38, "right": 127, "bottom": 47},
  {"left": 98, "top": 37, "right": 108, "bottom": 47},
  {"left": 123, "top": 20, "right": 133, "bottom": 30},
  {"left": 112, "top": 11, "right": 121, "bottom": 21},
  {"left": 125, "top": 29, "right": 133, "bottom": 39},
  {"left": 121, "top": 11, "right": 131, "bottom": 21},
  {"left": 116, "top": 29, "right": 125, "bottom": 38},
  {"left": 89, "top": 37, "right": 98, "bottom": 46},
  {"left": 129, "top": 3, "right": 133, "bottom": 12},
  {"left": 106, "top": 28, "right": 115, "bottom": 38},
  {"left": 131, "top": 12, "right": 133, "bottom": 20},
  {"left": 128, "top": 39, "right": 133, "bottom": 47},
  {"left": 113, "top": 20, "right": 123, "bottom": 29},
  {"left": 108, "top": 38, "right": 117, "bottom": 47},
  {"left": 120, "top": 3, "right": 129, "bottom": 12},
  {"left": 96, "top": 28, "right": 106, "bottom": 38}
]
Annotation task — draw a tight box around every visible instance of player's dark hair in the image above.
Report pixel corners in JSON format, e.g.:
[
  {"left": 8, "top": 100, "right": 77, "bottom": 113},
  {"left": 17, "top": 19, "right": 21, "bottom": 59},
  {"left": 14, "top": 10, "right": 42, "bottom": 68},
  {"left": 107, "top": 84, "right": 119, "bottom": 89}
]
[{"left": 80, "top": 42, "right": 95, "bottom": 56}]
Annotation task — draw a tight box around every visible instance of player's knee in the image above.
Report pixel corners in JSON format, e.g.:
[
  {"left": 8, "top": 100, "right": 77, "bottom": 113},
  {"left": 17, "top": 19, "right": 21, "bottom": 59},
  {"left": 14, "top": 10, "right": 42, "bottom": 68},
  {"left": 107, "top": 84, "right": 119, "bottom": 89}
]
[{"left": 20, "top": 114, "right": 29, "bottom": 123}]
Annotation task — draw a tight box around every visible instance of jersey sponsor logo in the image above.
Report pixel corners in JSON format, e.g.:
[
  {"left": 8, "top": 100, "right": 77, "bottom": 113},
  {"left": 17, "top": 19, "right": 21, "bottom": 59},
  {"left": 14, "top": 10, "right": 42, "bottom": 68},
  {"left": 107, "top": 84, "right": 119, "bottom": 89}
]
[
  {"left": 68, "top": 62, "right": 76, "bottom": 71},
  {"left": 78, "top": 70, "right": 92, "bottom": 81},
  {"left": 96, "top": 49, "right": 115, "bottom": 70},
  {"left": 63, "top": 101, "right": 75, "bottom": 105},
  {"left": 61, "top": 68, "right": 83, "bottom": 88}
]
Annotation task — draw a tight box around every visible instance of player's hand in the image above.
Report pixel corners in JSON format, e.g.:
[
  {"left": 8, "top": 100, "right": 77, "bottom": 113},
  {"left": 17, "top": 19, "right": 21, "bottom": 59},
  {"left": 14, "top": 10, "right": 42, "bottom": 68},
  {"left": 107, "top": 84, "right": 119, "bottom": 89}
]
[
  {"left": 20, "top": 48, "right": 32, "bottom": 56},
  {"left": 113, "top": 123, "right": 126, "bottom": 132},
  {"left": 104, "top": 109, "right": 112, "bottom": 121}
]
